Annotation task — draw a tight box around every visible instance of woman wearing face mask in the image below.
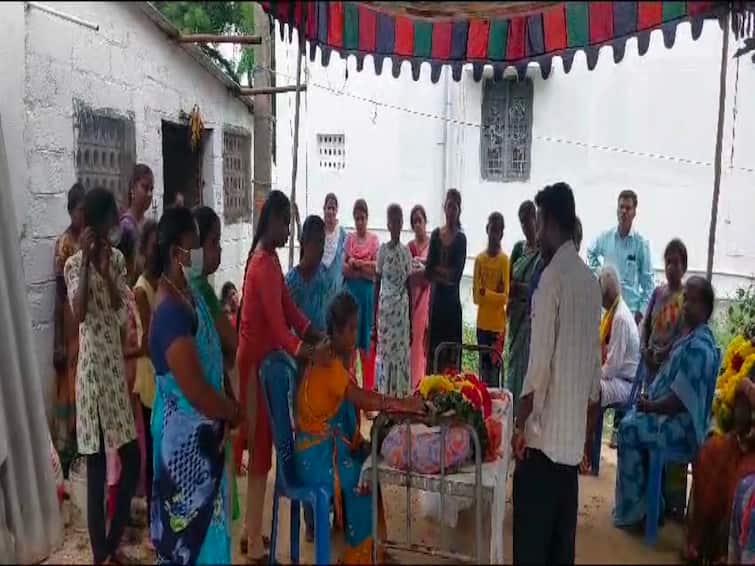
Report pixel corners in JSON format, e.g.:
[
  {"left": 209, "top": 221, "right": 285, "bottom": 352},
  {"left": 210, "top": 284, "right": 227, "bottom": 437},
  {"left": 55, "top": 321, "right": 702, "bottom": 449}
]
[
  {"left": 120, "top": 164, "right": 154, "bottom": 246},
  {"left": 148, "top": 207, "right": 243, "bottom": 564},
  {"left": 237, "top": 191, "right": 329, "bottom": 562},
  {"left": 63, "top": 187, "right": 139, "bottom": 565},
  {"left": 190, "top": 206, "right": 242, "bottom": 525}
]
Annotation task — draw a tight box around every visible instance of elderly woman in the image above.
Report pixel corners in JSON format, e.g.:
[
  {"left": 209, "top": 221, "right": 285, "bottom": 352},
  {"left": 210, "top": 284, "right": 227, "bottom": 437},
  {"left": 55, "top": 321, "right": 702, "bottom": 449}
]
[
  {"left": 613, "top": 276, "right": 721, "bottom": 528},
  {"left": 685, "top": 362, "right": 755, "bottom": 561}
]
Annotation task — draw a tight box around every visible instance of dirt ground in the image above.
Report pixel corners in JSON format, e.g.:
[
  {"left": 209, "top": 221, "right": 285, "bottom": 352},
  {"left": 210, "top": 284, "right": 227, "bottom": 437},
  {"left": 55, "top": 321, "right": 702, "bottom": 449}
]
[{"left": 46, "top": 444, "right": 684, "bottom": 565}]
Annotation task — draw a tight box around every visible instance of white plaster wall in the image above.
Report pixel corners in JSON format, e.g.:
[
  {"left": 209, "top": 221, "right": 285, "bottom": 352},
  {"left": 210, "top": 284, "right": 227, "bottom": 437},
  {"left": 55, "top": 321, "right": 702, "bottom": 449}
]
[
  {"left": 275, "top": 20, "right": 755, "bottom": 321},
  {"left": 0, "top": 2, "right": 27, "bottom": 233},
  {"left": 3, "top": 1, "right": 254, "bottom": 399}
]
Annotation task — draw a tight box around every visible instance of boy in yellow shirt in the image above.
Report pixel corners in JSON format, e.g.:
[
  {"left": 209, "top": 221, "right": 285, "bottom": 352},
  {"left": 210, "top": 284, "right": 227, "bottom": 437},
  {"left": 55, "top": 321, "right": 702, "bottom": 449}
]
[{"left": 473, "top": 212, "right": 509, "bottom": 387}]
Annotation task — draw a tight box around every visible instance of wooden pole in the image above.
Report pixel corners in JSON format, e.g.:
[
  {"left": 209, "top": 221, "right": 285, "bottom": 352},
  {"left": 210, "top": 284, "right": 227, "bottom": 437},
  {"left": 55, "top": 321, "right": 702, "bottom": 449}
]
[
  {"left": 239, "top": 85, "right": 306, "bottom": 96},
  {"left": 177, "top": 33, "right": 262, "bottom": 45},
  {"left": 288, "top": 39, "right": 304, "bottom": 270},
  {"left": 706, "top": 12, "right": 730, "bottom": 281}
]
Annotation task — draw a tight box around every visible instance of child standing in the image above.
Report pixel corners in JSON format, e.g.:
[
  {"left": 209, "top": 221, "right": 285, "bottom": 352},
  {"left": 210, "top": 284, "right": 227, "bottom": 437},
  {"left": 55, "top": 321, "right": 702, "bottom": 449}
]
[
  {"left": 374, "top": 204, "right": 413, "bottom": 396},
  {"left": 473, "top": 212, "right": 509, "bottom": 388}
]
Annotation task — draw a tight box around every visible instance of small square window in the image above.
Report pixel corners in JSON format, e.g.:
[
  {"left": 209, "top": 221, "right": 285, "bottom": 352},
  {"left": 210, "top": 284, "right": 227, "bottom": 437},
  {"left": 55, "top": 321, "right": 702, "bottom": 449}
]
[{"left": 317, "top": 134, "right": 346, "bottom": 171}]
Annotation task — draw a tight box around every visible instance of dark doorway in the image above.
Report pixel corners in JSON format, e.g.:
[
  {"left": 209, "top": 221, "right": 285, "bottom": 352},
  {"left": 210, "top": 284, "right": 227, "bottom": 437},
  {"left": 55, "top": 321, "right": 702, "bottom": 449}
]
[{"left": 161, "top": 121, "right": 206, "bottom": 209}]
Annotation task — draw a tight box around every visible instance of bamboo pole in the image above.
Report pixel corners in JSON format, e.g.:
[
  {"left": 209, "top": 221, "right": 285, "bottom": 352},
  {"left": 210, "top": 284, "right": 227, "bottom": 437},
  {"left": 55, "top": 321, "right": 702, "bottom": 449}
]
[
  {"left": 706, "top": 12, "right": 730, "bottom": 281},
  {"left": 177, "top": 33, "right": 262, "bottom": 45},
  {"left": 288, "top": 39, "right": 304, "bottom": 270},
  {"left": 239, "top": 85, "right": 306, "bottom": 96}
]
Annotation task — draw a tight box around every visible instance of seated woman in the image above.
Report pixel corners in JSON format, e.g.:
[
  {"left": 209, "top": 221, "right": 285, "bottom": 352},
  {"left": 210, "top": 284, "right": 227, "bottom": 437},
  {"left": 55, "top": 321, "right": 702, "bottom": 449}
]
[
  {"left": 613, "top": 276, "right": 721, "bottom": 528},
  {"left": 294, "top": 291, "right": 425, "bottom": 563},
  {"left": 686, "top": 365, "right": 755, "bottom": 561}
]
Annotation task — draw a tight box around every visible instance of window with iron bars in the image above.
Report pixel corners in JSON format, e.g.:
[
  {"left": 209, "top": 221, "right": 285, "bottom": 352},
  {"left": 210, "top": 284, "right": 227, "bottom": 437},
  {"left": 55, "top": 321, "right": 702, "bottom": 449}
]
[
  {"left": 480, "top": 78, "right": 534, "bottom": 182},
  {"left": 223, "top": 129, "right": 252, "bottom": 224}
]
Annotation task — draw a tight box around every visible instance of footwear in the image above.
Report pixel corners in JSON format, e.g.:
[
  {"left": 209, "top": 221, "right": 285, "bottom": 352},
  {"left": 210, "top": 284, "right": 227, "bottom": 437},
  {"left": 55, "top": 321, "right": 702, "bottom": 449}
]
[
  {"left": 240, "top": 536, "right": 270, "bottom": 555},
  {"left": 609, "top": 430, "right": 618, "bottom": 449},
  {"left": 305, "top": 527, "right": 314, "bottom": 543}
]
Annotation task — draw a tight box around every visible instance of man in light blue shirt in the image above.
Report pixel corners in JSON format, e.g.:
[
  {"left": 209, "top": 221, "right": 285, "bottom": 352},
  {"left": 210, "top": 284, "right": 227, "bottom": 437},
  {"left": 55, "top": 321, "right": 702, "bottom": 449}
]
[
  {"left": 587, "top": 189, "right": 654, "bottom": 449},
  {"left": 587, "top": 190, "right": 654, "bottom": 325}
]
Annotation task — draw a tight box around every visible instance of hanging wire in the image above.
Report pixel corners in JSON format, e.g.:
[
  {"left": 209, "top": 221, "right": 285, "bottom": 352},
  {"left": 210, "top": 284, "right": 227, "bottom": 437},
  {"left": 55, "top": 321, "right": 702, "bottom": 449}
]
[{"left": 250, "top": 59, "right": 755, "bottom": 176}]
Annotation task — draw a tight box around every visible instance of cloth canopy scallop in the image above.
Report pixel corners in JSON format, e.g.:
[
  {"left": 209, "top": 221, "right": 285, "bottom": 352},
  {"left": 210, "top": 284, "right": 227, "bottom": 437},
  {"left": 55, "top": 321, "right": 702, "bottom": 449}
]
[{"left": 260, "top": 1, "right": 743, "bottom": 82}]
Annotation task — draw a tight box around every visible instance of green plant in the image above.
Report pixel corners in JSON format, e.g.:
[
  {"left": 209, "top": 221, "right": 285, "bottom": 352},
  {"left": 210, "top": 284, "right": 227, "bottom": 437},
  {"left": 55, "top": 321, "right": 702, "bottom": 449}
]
[
  {"left": 713, "top": 285, "right": 755, "bottom": 348},
  {"left": 461, "top": 322, "right": 477, "bottom": 372},
  {"left": 154, "top": 1, "right": 255, "bottom": 84}
]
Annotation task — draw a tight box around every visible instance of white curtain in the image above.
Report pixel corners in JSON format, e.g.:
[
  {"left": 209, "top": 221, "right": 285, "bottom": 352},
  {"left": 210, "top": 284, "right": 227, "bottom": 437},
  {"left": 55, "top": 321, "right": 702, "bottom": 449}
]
[{"left": 0, "top": 116, "right": 63, "bottom": 562}]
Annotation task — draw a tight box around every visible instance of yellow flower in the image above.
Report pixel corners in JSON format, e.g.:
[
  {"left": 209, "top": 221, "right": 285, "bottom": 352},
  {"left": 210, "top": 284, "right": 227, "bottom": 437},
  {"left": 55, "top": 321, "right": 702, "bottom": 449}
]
[{"left": 418, "top": 375, "right": 455, "bottom": 398}]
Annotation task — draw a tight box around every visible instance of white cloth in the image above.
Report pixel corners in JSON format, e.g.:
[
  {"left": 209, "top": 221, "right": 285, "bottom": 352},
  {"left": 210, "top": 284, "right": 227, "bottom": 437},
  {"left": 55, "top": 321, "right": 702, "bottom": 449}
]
[
  {"left": 0, "top": 116, "right": 63, "bottom": 562},
  {"left": 600, "top": 376, "right": 633, "bottom": 407},
  {"left": 522, "top": 241, "right": 602, "bottom": 467},
  {"left": 322, "top": 223, "right": 341, "bottom": 268},
  {"left": 362, "top": 391, "right": 512, "bottom": 564},
  {"left": 602, "top": 299, "right": 640, "bottom": 381}
]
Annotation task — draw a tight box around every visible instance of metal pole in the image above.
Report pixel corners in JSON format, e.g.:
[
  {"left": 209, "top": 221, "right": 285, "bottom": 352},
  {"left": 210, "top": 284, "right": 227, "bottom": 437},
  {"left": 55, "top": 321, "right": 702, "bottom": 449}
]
[
  {"left": 288, "top": 37, "right": 304, "bottom": 270},
  {"left": 239, "top": 85, "right": 307, "bottom": 96},
  {"left": 25, "top": 1, "right": 99, "bottom": 31},
  {"left": 706, "top": 12, "right": 730, "bottom": 281},
  {"left": 177, "top": 33, "right": 262, "bottom": 44}
]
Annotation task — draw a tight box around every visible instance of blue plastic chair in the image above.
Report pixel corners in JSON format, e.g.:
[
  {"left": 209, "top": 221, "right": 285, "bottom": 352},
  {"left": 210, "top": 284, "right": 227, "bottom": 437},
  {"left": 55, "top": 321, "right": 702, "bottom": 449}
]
[
  {"left": 590, "top": 363, "right": 646, "bottom": 476},
  {"left": 259, "top": 351, "right": 333, "bottom": 565},
  {"left": 644, "top": 444, "right": 692, "bottom": 546}
]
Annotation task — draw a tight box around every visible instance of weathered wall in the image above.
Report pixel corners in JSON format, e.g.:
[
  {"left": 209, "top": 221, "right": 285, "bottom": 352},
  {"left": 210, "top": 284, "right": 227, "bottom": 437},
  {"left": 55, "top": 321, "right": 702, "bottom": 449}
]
[{"left": 1, "top": 2, "right": 254, "bottom": 401}]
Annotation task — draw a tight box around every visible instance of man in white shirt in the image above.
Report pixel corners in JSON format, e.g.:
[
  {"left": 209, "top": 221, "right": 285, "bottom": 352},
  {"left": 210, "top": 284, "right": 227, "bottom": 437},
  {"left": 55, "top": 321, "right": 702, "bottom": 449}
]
[
  {"left": 512, "top": 182, "right": 602, "bottom": 565},
  {"left": 598, "top": 265, "right": 641, "bottom": 407}
]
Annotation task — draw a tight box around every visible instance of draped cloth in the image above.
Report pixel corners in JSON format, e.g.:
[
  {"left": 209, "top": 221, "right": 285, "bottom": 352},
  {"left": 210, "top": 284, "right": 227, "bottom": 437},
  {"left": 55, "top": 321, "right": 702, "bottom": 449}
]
[{"left": 0, "top": 117, "right": 63, "bottom": 562}]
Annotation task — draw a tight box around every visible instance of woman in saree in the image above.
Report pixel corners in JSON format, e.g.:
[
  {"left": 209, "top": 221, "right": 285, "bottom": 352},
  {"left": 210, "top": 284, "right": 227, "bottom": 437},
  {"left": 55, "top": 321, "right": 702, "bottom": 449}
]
[
  {"left": 190, "top": 206, "right": 243, "bottom": 528},
  {"left": 613, "top": 276, "right": 721, "bottom": 528},
  {"left": 52, "top": 182, "right": 86, "bottom": 476},
  {"left": 148, "top": 207, "right": 243, "bottom": 564},
  {"left": 295, "top": 291, "right": 425, "bottom": 563},
  {"left": 408, "top": 205, "right": 430, "bottom": 389},
  {"left": 343, "top": 199, "right": 380, "bottom": 390},
  {"left": 286, "top": 215, "right": 338, "bottom": 333},
  {"left": 286, "top": 214, "right": 339, "bottom": 542},
  {"left": 685, "top": 356, "right": 755, "bottom": 561},
  {"left": 425, "top": 189, "right": 467, "bottom": 374},
  {"left": 322, "top": 193, "right": 347, "bottom": 290},
  {"left": 504, "top": 201, "right": 540, "bottom": 406},
  {"left": 237, "top": 191, "right": 329, "bottom": 563}
]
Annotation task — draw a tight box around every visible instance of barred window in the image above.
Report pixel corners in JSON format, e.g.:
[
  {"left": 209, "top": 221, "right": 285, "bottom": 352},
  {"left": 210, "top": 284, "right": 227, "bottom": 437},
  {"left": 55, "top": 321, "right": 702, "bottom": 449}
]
[
  {"left": 74, "top": 105, "right": 136, "bottom": 206},
  {"left": 317, "top": 134, "right": 346, "bottom": 170},
  {"left": 223, "top": 129, "right": 252, "bottom": 224},
  {"left": 480, "top": 78, "right": 533, "bottom": 182}
]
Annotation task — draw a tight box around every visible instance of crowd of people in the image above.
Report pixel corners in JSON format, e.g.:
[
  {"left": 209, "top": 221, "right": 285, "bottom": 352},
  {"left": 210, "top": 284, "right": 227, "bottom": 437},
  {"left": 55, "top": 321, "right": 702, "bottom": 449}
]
[{"left": 48, "top": 164, "right": 751, "bottom": 565}]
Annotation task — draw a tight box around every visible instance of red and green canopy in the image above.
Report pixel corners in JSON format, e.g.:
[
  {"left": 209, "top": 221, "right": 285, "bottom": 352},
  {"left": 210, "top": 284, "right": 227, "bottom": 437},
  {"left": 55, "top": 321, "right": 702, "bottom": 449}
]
[{"left": 260, "top": 1, "right": 742, "bottom": 81}]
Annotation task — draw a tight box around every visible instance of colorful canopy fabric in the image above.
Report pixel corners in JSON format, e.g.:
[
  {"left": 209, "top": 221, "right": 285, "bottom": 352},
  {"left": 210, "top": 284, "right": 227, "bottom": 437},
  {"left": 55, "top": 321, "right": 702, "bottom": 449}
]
[{"left": 261, "top": 1, "right": 730, "bottom": 82}]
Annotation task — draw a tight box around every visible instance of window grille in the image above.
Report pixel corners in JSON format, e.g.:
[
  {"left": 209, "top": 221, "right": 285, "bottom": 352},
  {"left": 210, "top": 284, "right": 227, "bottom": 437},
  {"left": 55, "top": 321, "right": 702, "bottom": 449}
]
[{"left": 223, "top": 129, "right": 252, "bottom": 224}]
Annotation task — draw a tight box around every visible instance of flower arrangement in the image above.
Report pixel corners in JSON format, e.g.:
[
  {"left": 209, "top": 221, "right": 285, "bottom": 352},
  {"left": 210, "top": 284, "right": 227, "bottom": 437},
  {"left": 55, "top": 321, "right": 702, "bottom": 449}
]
[
  {"left": 712, "top": 335, "right": 755, "bottom": 433},
  {"left": 416, "top": 371, "right": 496, "bottom": 460}
]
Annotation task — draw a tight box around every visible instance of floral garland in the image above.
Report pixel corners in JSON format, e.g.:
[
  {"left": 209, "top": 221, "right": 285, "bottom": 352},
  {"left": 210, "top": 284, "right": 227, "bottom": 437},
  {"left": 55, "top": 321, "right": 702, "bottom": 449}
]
[
  {"left": 415, "top": 371, "right": 495, "bottom": 459},
  {"left": 712, "top": 335, "right": 755, "bottom": 433}
]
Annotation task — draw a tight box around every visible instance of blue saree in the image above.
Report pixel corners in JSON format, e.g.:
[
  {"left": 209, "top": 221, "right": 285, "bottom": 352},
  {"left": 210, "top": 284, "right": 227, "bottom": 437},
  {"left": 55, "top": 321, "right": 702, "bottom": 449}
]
[
  {"left": 613, "top": 324, "right": 721, "bottom": 527},
  {"left": 294, "top": 360, "right": 378, "bottom": 563},
  {"left": 149, "top": 288, "right": 230, "bottom": 564},
  {"left": 285, "top": 264, "right": 338, "bottom": 333}
]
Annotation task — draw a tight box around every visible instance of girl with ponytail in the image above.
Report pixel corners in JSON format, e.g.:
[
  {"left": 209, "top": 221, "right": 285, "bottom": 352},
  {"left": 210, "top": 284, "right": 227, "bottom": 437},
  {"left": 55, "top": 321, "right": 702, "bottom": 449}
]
[
  {"left": 236, "top": 190, "right": 329, "bottom": 562},
  {"left": 425, "top": 188, "right": 467, "bottom": 373}
]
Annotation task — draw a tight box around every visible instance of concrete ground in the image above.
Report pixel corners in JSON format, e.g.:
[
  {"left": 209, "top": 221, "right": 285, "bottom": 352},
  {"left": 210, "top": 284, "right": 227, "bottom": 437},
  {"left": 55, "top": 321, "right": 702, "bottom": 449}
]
[{"left": 46, "top": 443, "right": 685, "bottom": 564}]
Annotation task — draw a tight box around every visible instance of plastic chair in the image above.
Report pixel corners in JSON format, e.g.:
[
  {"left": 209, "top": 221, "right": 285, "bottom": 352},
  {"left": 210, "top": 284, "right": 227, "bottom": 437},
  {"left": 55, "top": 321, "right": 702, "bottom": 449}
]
[
  {"left": 644, "top": 445, "right": 692, "bottom": 546},
  {"left": 590, "top": 363, "right": 646, "bottom": 476},
  {"left": 259, "top": 351, "right": 333, "bottom": 565}
]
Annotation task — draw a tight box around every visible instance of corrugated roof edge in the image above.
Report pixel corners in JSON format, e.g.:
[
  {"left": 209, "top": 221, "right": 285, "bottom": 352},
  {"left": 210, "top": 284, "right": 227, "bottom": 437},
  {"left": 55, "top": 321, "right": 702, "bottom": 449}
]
[{"left": 137, "top": 2, "right": 254, "bottom": 113}]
